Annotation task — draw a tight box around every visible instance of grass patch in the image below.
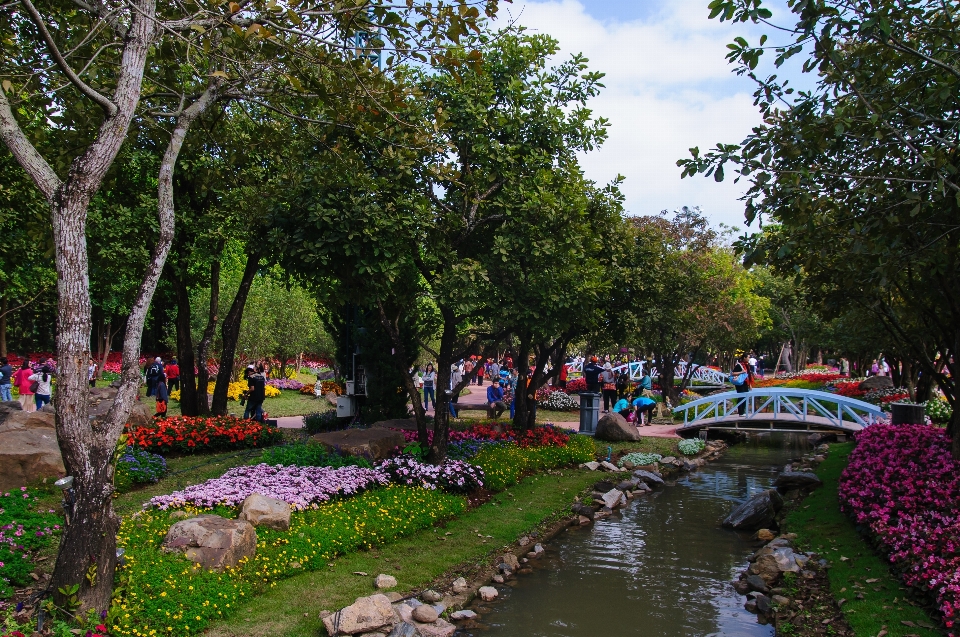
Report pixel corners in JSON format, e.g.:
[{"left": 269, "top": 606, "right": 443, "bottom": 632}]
[
  {"left": 782, "top": 443, "right": 943, "bottom": 637},
  {"left": 142, "top": 382, "right": 327, "bottom": 418},
  {"left": 596, "top": 438, "right": 680, "bottom": 458},
  {"left": 205, "top": 469, "right": 599, "bottom": 637}
]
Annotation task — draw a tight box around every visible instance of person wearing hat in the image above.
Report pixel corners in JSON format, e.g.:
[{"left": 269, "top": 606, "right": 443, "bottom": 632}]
[
  {"left": 583, "top": 356, "right": 603, "bottom": 393},
  {"left": 600, "top": 362, "right": 617, "bottom": 413}
]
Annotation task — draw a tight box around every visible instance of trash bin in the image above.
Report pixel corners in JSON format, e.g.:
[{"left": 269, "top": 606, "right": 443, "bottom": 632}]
[
  {"left": 579, "top": 392, "right": 600, "bottom": 434},
  {"left": 891, "top": 402, "right": 925, "bottom": 425}
]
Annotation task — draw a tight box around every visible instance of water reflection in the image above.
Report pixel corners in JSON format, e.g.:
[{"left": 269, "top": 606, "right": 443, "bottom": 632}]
[{"left": 469, "top": 434, "right": 806, "bottom": 637}]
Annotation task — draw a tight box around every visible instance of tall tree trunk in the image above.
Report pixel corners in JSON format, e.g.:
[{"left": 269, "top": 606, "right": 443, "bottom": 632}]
[
  {"left": 512, "top": 331, "right": 533, "bottom": 430},
  {"left": 171, "top": 274, "right": 199, "bottom": 416},
  {"left": 0, "top": 297, "right": 7, "bottom": 357},
  {"left": 196, "top": 256, "right": 222, "bottom": 415},
  {"left": 376, "top": 302, "right": 428, "bottom": 443},
  {"left": 212, "top": 250, "right": 260, "bottom": 415}
]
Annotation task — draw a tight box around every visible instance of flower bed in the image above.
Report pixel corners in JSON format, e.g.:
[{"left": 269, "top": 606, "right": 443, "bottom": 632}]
[
  {"left": 470, "top": 435, "right": 594, "bottom": 491},
  {"left": 127, "top": 416, "right": 283, "bottom": 454},
  {"left": 148, "top": 463, "right": 388, "bottom": 510},
  {"left": 115, "top": 447, "right": 168, "bottom": 493},
  {"left": 396, "top": 423, "right": 574, "bottom": 449},
  {"left": 113, "top": 486, "right": 465, "bottom": 637},
  {"left": 541, "top": 390, "right": 580, "bottom": 411},
  {"left": 563, "top": 377, "right": 587, "bottom": 393},
  {"left": 266, "top": 378, "right": 304, "bottom": 391},
  {"left": 839, "top": 424, "right": 960, "bottom": 633},
  {"left": 0, "top": 488, "right": 62, "bottom": 598},
  {"left": 376, "top": 457, "right": 485, "bottom": 493}
]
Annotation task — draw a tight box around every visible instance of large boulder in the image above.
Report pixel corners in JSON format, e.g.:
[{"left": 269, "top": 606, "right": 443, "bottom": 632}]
[
  {"left": 722, "top": 489, "right": 783, "bottom": 530},
  {"left": 163, "top": 515, "right": 257, "bottom": 571},
  {"left": 238, "top": 493, "right": 291, "bottom": 531},
  {"left": 322, "top": 594, "right": 399, "bottom": 636},
  {"left": 594, "top": 412, "right": 641, "bottom": 442},
  {"left": 774, "top": 471, "right": 823, "bottom": 492},
  {"left": 394, "top": 602, "right": 457, "bottom": 637},
  {"left": 0, "top": 400, "right": 23, "bottom": 425},
  {"left": 858, "top": 375, "right": 894, "bottom": 391},
  {"left": 0, "top": 408, "right": 64, "bottom": 491},
  {"left": 313, "top": 428, "right": 406, "bottom": 461},
  {"left": 632, "top": 470, "right": 665, "bottom": 486}
]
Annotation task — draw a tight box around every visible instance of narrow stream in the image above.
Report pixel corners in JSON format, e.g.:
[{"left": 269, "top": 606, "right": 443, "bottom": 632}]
[{"left": 468, "top": 434, "right": 810, "bottom": 637}]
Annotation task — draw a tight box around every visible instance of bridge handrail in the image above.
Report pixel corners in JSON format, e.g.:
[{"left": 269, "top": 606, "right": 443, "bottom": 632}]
[{"left": 673, "top": 388, "right": 883, "bottom": 428}]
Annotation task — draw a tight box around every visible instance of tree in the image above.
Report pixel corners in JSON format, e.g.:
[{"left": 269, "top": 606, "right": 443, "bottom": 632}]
[
  {"left": 679, "top": 0, "right": 960, "bottom": 455},
  {"left": 1, "top": 0, "right": 498, "bottom": 613}
]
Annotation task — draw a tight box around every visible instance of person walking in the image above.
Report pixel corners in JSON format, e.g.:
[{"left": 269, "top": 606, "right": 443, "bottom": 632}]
[
  {"left": 475, "top": 360, "right": 485, "bottom": 386},
  {"left": 166, "top": 358, "right": 180, "bottom": 392},
  {"left": 448, "top": 362, "right": 462, "bottom": 417},
  {"left": 840, "top": 357, "right": 850, "bottom": 377},
  {"left": 730, "top": 357, "right": 752, "bottom": 416},
  {"left": 29, "top": 365, "right": 53, "bottom": 410},
  {"left": 422, "top": 363, "right": 437, "bottom": 411},
  {"left": 488, "top": 359, "right": 501, "bottom": 384},
  {"left": 13, "top": 361, "right": 35, "bottom": 412},
  {"left": 154, "top": 373, "right": 169, "bottom": 418},
  {"left": 145, "top": 357, "right": 163, "bottom": 397},
  {"left": 0, "top": 357, "right": 12, "bottom": 402},
  {"left": 615, "top": 367, "right": 630, "bottom": 399},
  {"left": 242, "top": 365, "right": 257, "bottom": 420},
  {"left": 486, "top": 379, "right": 507, "bottom": 419},
  {"left": 584, "top": 356, "right": 603, "bottom": 393},
  {"left": 246, "top": 365, "right": 266, "bottom": 422},
  {"left": 600, "top": 363, "right": 617, "bottom": 413}
]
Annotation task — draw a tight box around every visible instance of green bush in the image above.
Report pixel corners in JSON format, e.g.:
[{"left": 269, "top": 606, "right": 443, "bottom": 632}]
[
  {"left": 0, "top": 488, "right": 62, "bottom": 598},
  {"left": 112, "top": 486, "right": 465, "bottom": 636},
  {"left": 470, "top": 434, "right": 594, "bottom": 492},
  {"left": 260, "top": 441, "right": 372, "bottom": 468}
]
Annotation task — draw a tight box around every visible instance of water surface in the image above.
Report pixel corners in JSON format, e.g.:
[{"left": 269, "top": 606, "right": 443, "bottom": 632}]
[{"left": 470, "top": 434, "right": 807, "bottom": 637}]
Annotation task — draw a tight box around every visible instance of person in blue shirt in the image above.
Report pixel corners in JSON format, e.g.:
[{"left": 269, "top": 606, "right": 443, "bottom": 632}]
[
  {"left": 638, "top": 370, "right": 652, "bottom": 392},
  {"left": 729, "top": 358, "right": 752, "bottom": 415},
  {"left": 486, "top": 380, "right": 507, "bottom": 418},
  {"left": 632, "top": 396, "right": 657, "bottom": 426},
  {"left": 612, "top": 397, "right": 630, "bottom": 416}
]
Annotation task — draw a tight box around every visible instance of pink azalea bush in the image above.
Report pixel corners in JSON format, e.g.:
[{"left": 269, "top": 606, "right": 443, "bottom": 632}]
[
  {"left": 376, "top": 457, "right": 484, "bottom": 493},
  {"left": 839, "top": 424, "right": 960, "bottom": 633},
  {"left": 148, "top": 464, "right": 388, "bottom": 511}
]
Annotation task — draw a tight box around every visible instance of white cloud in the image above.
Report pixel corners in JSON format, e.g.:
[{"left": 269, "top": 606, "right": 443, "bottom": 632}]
[{"left": 495, "top": 0, "right": 766, "bottom": 228}]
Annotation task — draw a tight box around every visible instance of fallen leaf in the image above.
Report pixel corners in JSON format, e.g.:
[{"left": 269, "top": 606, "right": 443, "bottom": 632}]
[
  {"left": 876, "top": 631, "right": 887, "bottom": 637},
  {"left": 866, "top": 578, "right": 879, "bottom": 583},
  {"left": 901, "top": 620, "right": 917, "bottom": 627},
  {"left": 840, "top": 556, "right": 850, "bottom": 561},
  {"left": 838, "top": 598, "right": 847, "bottom": 606},
  {"left": 917, "top": 622, "right": 937, "bottom": 629},
  {"left": 353, "top": 571, "right": 368, "bottom": 576},
  {"left": 822, "top": 618, "right": 832, "bottom": 625}
]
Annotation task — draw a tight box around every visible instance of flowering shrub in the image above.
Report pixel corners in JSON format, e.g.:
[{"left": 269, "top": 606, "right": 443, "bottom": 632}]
[
  {"left": 926, "top": 398, "right": 953, "bottom": 423},
  {"left": 831, "top": 381, "right": 867, "bottom": 398},
  {"left": 535, "top": 385, "right": 556, "bottom": 401},
  {"left": 127, "top": 416, "right": 282, "bottom": 454},
  {"left": 541, "top": 390, "right": 580, "bottom": 411},
  {"left": 267, "top": 378, "right": 305, "bottom": 390},
  {"left": 299, "top": 384, "right": 317, "bottom": 395},
  {"left": 115, "top": 447, "right": 168, "bottom": 493},
  {"left": 148, "top": 463, "right": 388, "bottom": 510},
  {"left": 839, "top": 424, "right": 960, "bottom": 633},
  {"left": 263, "top": 384, "right": 281, "bottom": 398},
  {"left": 304, "top": 410, "right": 343, "bottom": 435},
  {"left": 319, "top": 380, "right": 343, "bottom": 396},
  {"left": 564, "top": 377, "right": 587, "bottom": 393},
  {"left": 678, "top": 439, "right": 705, "bottom": 456},
  {"left": 376, "top": 457, "right": 484, "bottom": 493},
  {"left": 114, "top": 486, "right": 465, "bottom": 637},
  {"left": 395, "top": 422, "right": 573, "bottom": 449},
  {"left": 0, "top": 488, "right": 62, "bottom": 598},
  {"left": 618, "top": 452, "right": 662, "bottom": 467}
]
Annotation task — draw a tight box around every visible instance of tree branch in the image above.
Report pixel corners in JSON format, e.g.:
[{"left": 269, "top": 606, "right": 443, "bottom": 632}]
[
  {"left": 19, "top": 0, "right": 119, "bottom": 116},
  {"left": 0, "top": 88, "right": 62, "bottom": 200}
]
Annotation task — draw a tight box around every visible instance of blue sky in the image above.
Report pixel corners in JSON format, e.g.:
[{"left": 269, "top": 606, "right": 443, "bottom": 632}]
[{"left": 493, "top": 0, "right": 812, "bottom": 229}]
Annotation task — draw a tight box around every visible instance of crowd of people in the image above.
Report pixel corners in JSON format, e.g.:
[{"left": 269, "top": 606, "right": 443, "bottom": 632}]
[{"left": 0, "top": 356, "right": 56, "bottom": 412}]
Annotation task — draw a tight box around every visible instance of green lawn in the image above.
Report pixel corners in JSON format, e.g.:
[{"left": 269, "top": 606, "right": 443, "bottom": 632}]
[
  {"left": 205, "top": 469, "right": 599, "bottom": 637},
  {"left": 781, "top": 443, "right": 944, "bottom": 636}
]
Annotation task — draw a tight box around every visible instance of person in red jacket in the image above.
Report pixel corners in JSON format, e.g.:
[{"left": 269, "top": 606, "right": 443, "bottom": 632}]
[{"left": 165, "top": 358, "right": 181, "bottom": 392}]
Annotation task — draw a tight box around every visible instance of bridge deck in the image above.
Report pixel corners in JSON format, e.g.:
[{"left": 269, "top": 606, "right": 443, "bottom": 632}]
[{"left": 676, "top": 412, "right": 865, "bottom": 434}]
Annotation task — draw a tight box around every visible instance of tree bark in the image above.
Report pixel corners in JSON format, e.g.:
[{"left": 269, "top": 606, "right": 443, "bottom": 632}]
[
  {"left": 0, "top": 297, "right": 6, "bottom": 357},
  {"left": 512, "top": 331, "right": 533, "bottom": 429},
  {"left": 211, "top": 250, "right": 260, "bottom": 415},
  {"left": 171, "top": 274, "right": 198, "bottom": 416},
  {"left": 376, "top": 302, "right": 428, "bottom": 444},
  {"left": 196, "top": 256, "right": 222, "bottom": 415}
]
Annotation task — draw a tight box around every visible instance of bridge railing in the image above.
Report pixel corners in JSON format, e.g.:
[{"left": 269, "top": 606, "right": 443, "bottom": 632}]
[
  {"left": 673, "top": 388, "right": 883, "bottom": 429},
  {"left": 565, "top": 360, "right": 729, "bottom": 385}
]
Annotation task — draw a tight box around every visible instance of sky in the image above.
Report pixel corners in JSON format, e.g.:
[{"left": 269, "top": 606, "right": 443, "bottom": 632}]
[{"left": 491, "top": 0, "right": 810, "bottom": 230}]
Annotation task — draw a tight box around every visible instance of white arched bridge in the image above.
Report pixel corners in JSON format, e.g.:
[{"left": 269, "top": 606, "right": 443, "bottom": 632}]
[
  {"left": 565, "top": 361, "right": 730, "bottom": 386},
  {"left": 672, "top": 388, "right": 884, "bottom": 436}
]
